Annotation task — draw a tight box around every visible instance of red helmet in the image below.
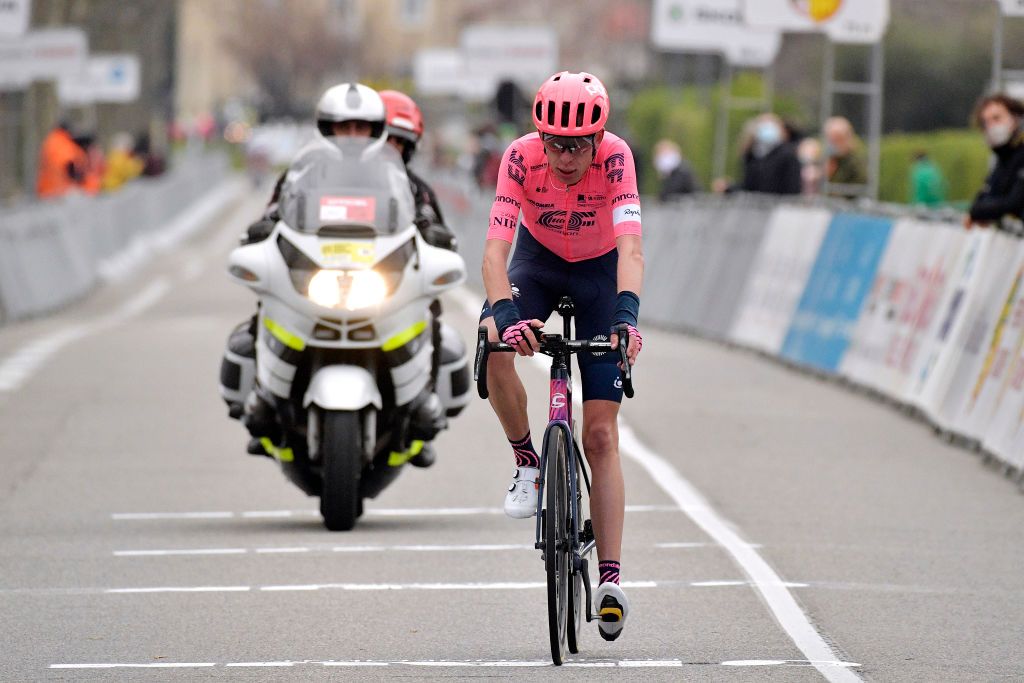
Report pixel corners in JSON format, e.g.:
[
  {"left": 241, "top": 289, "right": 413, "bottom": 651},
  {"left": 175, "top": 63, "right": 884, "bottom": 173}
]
[
  {"left": 532, "top": 71, "right": 609, "bottom": 136},
  {"left": 379, "top": 90, "right": 424, "bottom": 146}
]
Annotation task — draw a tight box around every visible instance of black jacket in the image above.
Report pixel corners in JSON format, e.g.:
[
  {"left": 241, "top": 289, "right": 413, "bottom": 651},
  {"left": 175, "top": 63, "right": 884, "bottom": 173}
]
[
  {"left": 969, "top": 132, "right": 1024, "bottom": 223},
  {"left": 741, "top": 142, "right": 801, "bottom": 195},
  {"left": 658, "top": 162, "right": 699, "bottom": 201}
]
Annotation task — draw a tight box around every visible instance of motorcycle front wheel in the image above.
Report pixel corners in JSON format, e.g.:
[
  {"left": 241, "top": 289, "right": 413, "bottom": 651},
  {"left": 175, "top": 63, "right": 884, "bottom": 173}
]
[{"left": 319, "top": 410, "right": 363, "bottom": 531}]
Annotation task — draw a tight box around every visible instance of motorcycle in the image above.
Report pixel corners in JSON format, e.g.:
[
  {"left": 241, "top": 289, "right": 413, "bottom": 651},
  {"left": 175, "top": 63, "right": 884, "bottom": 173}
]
[{"left": 219, "top": 137, "right": 470, "bottom": 530}]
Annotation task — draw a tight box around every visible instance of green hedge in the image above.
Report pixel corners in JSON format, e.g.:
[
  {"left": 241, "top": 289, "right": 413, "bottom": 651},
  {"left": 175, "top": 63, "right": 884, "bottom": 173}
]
[
  {"left": 878, "top": 130, "right": 990, "bottom": 205},
  {"left": 627, "top": 81, "right": 992, "bottom": 205}
]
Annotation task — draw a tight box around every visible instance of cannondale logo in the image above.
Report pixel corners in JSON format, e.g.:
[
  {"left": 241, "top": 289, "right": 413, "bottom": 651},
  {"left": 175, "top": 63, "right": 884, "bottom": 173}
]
[
  {"left": 536, "top": 210, "right": 596, "bottom": 233},
  {"left": 551, "top": 393, "right": 566, "bottom": 409}
]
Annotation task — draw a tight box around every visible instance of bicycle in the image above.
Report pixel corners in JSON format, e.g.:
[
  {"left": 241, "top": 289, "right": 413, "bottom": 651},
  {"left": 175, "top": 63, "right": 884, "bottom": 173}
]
[{"left": 474, "top": 296, "right": 634, "bottom": 665}]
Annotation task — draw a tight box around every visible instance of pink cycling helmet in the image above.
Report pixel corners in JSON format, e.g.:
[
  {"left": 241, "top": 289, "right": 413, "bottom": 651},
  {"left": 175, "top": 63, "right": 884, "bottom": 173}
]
[{"left": 532, "top": 71, "right": 609, "bottom": 136}]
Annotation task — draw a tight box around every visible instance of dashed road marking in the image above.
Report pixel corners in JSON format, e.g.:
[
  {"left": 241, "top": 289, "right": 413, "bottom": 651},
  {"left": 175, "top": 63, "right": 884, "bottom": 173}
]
[
  {"left": 110, "top": 504, "right": 678, "bottom": 521},
  {"left": 50, "top": 659, "right": 861, "bottom": 670}
]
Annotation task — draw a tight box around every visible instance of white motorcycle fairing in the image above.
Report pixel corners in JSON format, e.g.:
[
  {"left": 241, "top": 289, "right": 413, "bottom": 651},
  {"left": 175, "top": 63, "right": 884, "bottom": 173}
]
[{"left": 304, "top": 365, "right": 381, "bottom": 410}]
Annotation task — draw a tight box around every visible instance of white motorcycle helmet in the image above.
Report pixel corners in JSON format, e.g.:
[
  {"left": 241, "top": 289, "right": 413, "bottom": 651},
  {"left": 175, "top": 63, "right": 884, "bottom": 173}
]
[{"left": 315, "top": 82, "right": 387, "bottom": 139}]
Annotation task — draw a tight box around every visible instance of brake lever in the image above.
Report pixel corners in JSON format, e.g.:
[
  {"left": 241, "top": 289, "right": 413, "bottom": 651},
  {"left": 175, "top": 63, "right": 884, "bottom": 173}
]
[
  {"left": 474, "top": 326, "right": 489, "bottom": 399},
  {"left": 613, "top": 324, "right": 635, "bottom": 399}
]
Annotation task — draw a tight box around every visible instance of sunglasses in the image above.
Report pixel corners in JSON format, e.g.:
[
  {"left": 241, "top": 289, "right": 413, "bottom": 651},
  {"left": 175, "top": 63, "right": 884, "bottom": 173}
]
[{"left": 542, "top": 134, "right": 595, "bottom": 156}]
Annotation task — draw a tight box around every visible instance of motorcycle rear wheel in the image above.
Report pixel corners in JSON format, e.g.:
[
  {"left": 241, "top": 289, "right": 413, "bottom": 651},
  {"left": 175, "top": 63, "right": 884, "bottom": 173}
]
[{"left": 319, "top": 410, "right": 363, "bottom": 531}]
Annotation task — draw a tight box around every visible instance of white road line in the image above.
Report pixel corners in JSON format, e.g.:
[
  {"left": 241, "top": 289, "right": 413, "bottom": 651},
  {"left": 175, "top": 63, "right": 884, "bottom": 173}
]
[
  {"left": 107, "top": 586, "right": 251, "bottom": 594},
  {"left": 93, "top": 579, "right": 791, "bottom": 595},
  {"left": 51, "top": 663, "right": 217, "bottom": 669},
  {"left": 111, "top": 504, "right": 677, "bottom": 521},
  {"left": 112, "top": 541, "right": 724, "bottom": 557},
  {"left": 114, "top": 548, "right": 247, "bottom": 557},
  {"left": 618, "top": 424, "right": 859, "bottom": 683},
  {"left": 51, "top": 659, "right": 860, "bottom": 670},
  {"left": 0, "top": 278, "right": 170, "bottom": 394},
  {"left": 451, "top": 287, "right": 861, "bottom": 683}
]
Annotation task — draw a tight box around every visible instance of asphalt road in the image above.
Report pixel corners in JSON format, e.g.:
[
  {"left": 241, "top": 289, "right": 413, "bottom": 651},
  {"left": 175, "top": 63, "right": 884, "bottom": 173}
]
[{"left": 1, "top": 187, "right": 1023, "bottom": 681}]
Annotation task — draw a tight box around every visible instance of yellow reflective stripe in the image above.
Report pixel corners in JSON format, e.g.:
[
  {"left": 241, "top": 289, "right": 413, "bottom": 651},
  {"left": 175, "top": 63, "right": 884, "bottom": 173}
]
[
  {"left": 259, "top": 437, "right": 294, "bottom": 463},
  {"left": 387, "top": 439, "right": 425, "bottom": 466},
  {"left": 382, "top": 321, "right": 426, "bottom": 351},
  {"left": 264, "top": 317, "right": 306, "bottom": 351}
]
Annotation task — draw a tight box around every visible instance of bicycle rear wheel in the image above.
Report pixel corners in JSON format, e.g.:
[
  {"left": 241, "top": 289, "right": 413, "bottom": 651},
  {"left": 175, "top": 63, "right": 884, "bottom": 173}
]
[{"left": 544, "top": 427, "right": 569, "bottom": 665}]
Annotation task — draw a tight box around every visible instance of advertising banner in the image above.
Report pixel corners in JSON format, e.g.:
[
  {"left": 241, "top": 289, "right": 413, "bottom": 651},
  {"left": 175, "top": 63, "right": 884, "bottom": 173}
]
[
  {"left": 651, "top": 0, "right": 781, "bottom": 67},
  {"left": 0, "top": 28, "right": 87, "bottom": 90},
  {"left": 937, "top": 236, "right": 1024, "bottom": 436},
  {"left": 839, "top": 218, "right": 928, "bottom": 391},
  {"left": 906, "top": 230, "right": 995, "bottom": 418},
  {"left": 743, "top": 0, "right": 890, "bottom": 44},
  {"left": 729, "top": 205, "right": 831, "bottom": 353},
  {"left": 982, "top": 349, "right": 1024, "bottom": 468},
  {"left": 780, "top": 213, "right": 893, "bottom": 372},
  {"left": 879, "top": 225, "right": 968, "bottom": 401}
]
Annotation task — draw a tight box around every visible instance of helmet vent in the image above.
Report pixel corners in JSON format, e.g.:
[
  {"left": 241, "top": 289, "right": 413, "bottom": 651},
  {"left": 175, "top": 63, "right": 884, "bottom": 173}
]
[
  {"left": 535, "top": 101, "right": 543, "bottom": 121},
  {"left": 553, "top": 74, "right": 561, "bottom": 81},
  {"left": 560, "top": 101, "right": 571, "bottom": 128},
  {"left": 591, "top": 105, "right": 602, "bottom": 125},
  {"left": 583, "top": 76, "right": 592, "bottom": 83},
  {"left": 547, "top": 101, "right": 555, "bottom": 126},
  {"left": 345, "top": 84, "right": 362, "bottom": 108},
  {"left": 575, "top": 103, "right": 585, "bottom": 128}
]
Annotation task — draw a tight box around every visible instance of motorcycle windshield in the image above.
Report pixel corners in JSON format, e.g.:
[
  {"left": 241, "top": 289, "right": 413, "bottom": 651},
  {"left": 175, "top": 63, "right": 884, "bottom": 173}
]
[{"left": 278, "top": 137, "right": 416, "bottom": 236}]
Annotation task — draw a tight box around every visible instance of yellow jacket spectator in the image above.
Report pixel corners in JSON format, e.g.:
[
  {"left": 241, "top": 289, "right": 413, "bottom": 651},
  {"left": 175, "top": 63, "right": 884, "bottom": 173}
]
[{"left": 102, "top": 133, "right": 143, "bottom": 191}]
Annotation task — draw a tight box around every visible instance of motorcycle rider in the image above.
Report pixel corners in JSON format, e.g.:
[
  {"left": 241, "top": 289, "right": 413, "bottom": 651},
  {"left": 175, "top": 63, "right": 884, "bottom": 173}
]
[
  {"left": 379, "top": 89, "right": 457, "bottom": 251},
  {"left": 227, "top": 82, "right": 448, "bottom": 466}
]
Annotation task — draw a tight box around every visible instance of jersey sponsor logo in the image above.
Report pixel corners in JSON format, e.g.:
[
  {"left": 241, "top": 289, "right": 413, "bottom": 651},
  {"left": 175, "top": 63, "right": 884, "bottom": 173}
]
[
  {"left": 612, "top": 203, "right": 641, "bottom": 225},
  {"left": 604, "top": 152, "right": 625, "bottom": 183},
  {"left": 530, "top": 163, "right": 547, "bottom": 171},
  {"left": 612, "top": 192, "right": 639, "bottom": 203},
  {"left": 534, "top": 184, "right": 549, "bottom": 193},
  {"left": 507, "top": 148, "right": 527, "bottom": 187},
  {"left": 492, "top": 215, "right": 517, "bottom": 230},
  {"left": 536, "top": 210, "right": 596, "bottom": 233},
  {"left": 527, "top": 198, "right": 555, "bottom": 209},
  {"left": 577, "top": 193, "right": 606, "bottom": 205},
  {"left": 494, "top": 194, "right": 521, "bottom": 208}
]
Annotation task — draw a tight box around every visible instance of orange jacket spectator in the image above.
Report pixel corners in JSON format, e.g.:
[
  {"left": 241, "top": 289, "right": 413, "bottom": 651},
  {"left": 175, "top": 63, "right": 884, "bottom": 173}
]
[{"left": 36, "top": 124, "right": 87, "bottom": 199}]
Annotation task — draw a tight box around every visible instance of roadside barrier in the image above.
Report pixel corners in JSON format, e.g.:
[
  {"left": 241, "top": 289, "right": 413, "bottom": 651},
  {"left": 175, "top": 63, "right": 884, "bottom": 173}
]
[
  {"left": 434, "top": 173, "right": 1024, "bottom": 481},
  {"left": 0, "top": 153, "right": 230, "bottom": 324}
]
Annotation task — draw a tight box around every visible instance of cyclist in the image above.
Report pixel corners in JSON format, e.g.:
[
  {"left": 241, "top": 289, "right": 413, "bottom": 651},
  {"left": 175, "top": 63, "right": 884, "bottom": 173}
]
[{"left": 480, "top": 71, "right": 643, "bottom": 641}]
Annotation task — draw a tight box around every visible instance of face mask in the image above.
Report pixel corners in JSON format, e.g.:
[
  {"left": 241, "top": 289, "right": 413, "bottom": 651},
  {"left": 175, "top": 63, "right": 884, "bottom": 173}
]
[
  {"left": 654, "top": 150, "right": 681, "bottom": 175},
  {"left": 755, "top": 122, "right": 782, "bottom": 147},
  {"left": 986, "top": 122, "right": 1014, "bottom": 148}
]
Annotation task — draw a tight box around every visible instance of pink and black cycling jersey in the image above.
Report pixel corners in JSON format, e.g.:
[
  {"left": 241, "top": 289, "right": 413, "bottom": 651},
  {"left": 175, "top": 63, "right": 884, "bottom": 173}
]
[{"left": 486, "top": 131, "right": 642, "bottom": 262}]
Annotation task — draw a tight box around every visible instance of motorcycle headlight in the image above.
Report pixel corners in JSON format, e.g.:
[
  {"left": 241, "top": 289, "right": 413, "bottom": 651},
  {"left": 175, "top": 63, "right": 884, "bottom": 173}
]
[{"left": 308, "top": 269, "right": 389, "bottom": 310}]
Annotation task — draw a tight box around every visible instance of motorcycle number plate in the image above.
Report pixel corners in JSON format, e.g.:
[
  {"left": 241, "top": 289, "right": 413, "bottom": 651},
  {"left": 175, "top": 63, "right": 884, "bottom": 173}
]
[
  {"left": 319, "top": 196, "right": 376, "bottom": 222},
  {"left": 321, "top": 241, "right": 375, "bottom": 265}
]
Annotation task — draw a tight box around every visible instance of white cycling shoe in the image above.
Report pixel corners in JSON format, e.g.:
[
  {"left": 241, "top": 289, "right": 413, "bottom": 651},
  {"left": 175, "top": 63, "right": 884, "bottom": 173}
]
[
  {"left": 595, "top": 582, "right": 629, "bottom": 641},
  {"left": 503, "top": 467, "right": 539, "bottom": 519}
]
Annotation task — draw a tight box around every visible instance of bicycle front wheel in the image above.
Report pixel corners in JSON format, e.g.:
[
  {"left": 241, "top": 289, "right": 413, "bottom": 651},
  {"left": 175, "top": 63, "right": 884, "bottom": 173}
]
[{"left": 544, "top": 427, "right": 569, "bottom": 665}]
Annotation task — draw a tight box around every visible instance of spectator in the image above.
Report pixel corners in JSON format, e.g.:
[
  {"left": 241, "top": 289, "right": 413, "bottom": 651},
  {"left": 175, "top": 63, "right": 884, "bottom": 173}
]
[
  {"left": 134, "top": 132, "right": 167, "bottom": 177},
  {"left": 797, "top": 137, "right": 824, "bottom": 196},
  {"left": 909, "top": 150, "right": 947, "bottom": 207},
  {"left": 652, "top": 139, "right": 698, "bottom": 200},
  {"left": 739, "top": 113, "right": 801, "bottom": 195},
  {"left": 73, "top": 132, "right": 105, "bottom": 195},
  {"left": 967, "top": 93, "right": 1024, "bottom": 227},
  {"left": 823, "top": 116, "right": 867, "bottom": 197},
  {"left": 36, "top": 121, "right": 87, "bottom": 199},
  {"left": 102, "top": 133, "right": 143, "bottom": 192}
]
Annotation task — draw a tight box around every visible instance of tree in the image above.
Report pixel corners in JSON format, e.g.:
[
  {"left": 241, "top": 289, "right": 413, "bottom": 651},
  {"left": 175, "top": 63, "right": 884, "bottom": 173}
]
[{"left": 220, "top": 2, "right": 360, "bottom": 119}]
